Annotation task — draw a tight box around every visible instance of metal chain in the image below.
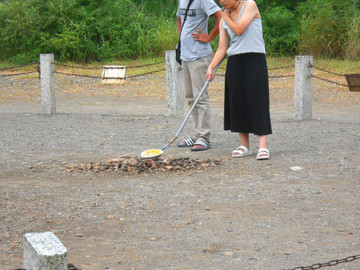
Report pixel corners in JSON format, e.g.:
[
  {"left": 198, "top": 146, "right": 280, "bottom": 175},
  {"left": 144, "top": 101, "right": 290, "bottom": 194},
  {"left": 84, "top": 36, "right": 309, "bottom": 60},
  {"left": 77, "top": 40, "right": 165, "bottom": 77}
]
[
  {"left": 126, "top": 61, "right": 164, "bottom": 69},
  {"left": 0, "top": 62, "right": 39, "bottom": 71},
  {"left": 313, "top": 65, "right": 345, "bottom": 76},
  {"left": 53, "top": 61, "right": 164, "bottom": 70},
  {"left": 269, "top": 74, "right": 294, "bottom": 78},
  {"left": 310, "top": 74, "right": 348, "bottom": 87},
  {"left": 0, "top": 62, "right": 295, "bottom": 80},
  {"left": 1, "top": 63, "right": 354, "bottom": 88},
  {"left": 208, "top": 73, "right": 294, "bottom": 79},
  {"left": 54, "top": 71, "right": 101, "bottom": 79},
  {"left": 53, "top": 62, "right": 101, "bottom": 70},
  {"left": 54, "top": 67, "right": 165, "bottom": 79},
  {"left": 0, "top": 71, "right": 38, "bottom": 77},
  {"left": 126, "top": 68, "right": 165, "bottom": 78},
  {"left": 282, "top": 254, "right": 360, "bottom": 270},
  {"left": 269, "top": 65, "right": 294, "bottom": 71}
]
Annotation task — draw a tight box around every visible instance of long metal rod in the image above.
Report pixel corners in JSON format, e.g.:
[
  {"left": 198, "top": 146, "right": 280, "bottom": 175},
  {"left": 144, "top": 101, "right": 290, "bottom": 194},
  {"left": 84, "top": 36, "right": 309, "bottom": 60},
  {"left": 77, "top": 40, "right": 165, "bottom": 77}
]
[{"left": 161, "top": 58, "right": 225, "bottom": 150}]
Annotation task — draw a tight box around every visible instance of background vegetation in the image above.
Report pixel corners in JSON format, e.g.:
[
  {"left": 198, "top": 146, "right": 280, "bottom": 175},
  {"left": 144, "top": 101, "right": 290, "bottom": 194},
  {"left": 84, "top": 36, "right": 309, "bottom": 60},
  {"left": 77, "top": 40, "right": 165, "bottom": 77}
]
[{"left": 0, "top": 0, "right": 359, "bottom": 63}]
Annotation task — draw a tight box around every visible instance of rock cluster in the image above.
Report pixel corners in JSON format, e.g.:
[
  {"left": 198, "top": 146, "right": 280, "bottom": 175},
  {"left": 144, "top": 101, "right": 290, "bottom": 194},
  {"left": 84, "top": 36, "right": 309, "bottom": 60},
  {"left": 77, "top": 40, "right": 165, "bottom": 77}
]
[{"left": 66, "top": 157, "right": 222, "bottom": 174}]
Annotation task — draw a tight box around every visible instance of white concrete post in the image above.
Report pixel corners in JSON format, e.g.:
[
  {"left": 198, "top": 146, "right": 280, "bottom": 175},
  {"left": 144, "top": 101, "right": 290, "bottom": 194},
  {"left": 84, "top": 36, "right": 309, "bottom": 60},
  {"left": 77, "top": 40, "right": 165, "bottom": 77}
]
[
  {"left": 23, "top": 232, "right": 68, "bottom": 270},
  {"left": 294, "top": 55, "right": 313, "bottom": 120},
  {"left": 165, "top": 50, "right": 183, "bottom": 115},
  {"left": 40, "top": 53, "right": 56, "bottom": 115}
]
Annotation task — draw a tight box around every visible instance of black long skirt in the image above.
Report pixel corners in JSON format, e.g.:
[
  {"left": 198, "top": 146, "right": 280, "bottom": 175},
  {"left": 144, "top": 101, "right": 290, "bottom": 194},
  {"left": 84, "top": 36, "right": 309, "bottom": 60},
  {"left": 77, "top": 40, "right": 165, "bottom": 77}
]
[{"left": 224, "top": 53, "right": 272, "bottom": 136}]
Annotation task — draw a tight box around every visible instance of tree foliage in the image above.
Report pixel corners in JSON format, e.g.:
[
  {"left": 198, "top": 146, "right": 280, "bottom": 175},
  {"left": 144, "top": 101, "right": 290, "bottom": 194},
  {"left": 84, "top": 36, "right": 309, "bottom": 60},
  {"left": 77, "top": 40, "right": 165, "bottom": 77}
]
[
  {"left": 0, "top": 0, "right": 177, "bottom": 62},
  {"left": 297, "top": 0, "right": 360, "bottom": 58},
  {"left": 0, "top": 0, "right": 359, "bottom": 63}
]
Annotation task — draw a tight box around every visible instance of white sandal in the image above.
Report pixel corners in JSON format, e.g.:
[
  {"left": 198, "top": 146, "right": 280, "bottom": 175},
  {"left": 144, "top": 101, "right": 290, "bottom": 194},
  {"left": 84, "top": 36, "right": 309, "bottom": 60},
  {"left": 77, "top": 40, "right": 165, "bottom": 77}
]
[
  {"left": 232, "top": 146, "right": 252, "bottom": 158},
  {"left": 256, "top": 148, "right": 270, "bottom": 160}
]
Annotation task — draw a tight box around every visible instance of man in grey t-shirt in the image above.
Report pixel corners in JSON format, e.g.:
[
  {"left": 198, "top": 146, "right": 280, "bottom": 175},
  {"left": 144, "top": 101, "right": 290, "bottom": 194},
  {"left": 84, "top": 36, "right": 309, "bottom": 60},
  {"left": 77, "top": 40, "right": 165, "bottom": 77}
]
[{"left": 176, "top": 0, "right": 222, "bottom": 151}]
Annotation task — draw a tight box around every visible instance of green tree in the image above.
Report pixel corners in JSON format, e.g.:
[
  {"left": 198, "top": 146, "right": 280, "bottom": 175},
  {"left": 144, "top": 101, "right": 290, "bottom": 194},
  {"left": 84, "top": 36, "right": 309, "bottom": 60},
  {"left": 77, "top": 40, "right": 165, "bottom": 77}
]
[
  {"left": 261, "top": 6, "right": 299, "bottom": 56},
  {"left": 257, "top": 0, "right": 306, "bottom": 11},
  {"left": 1, "top": 0, "right": 359, "bottom": 62},
  {"left": 0, "top": 0, "right": 176, "bottom": 63}
]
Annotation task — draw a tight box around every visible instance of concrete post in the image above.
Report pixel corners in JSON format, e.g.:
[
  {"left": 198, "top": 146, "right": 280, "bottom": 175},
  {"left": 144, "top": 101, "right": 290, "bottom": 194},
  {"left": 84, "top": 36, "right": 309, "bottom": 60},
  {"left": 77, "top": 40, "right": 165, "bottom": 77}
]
[
  {"left": 23, "top": 232, "right": 68, "bottom": 270},
  {"left": 40, "top": 53, "right": 56, "bottom": 115},
  {"left": 294, "top": 55, "right": 313, "bottom": 120},
  {"left": 165, "top": 50, "right": 183, "bottom": 115}
]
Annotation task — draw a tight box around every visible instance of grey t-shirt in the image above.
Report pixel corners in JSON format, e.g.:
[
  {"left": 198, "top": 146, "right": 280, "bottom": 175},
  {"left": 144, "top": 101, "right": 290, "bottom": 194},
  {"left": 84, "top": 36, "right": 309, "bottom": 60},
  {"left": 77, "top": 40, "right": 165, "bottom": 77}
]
[{"left": 177, "top": 0, "right": 221, "bottom": 62}]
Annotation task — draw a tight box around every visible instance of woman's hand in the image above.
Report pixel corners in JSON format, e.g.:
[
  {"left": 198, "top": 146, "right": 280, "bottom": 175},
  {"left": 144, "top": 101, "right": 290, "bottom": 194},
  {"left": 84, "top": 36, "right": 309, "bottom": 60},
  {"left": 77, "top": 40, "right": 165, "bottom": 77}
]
[
  {"left": 223, "top": 8, "right": 231, "bottom": 18},
  {"left": 206, "top": 67, "right": 215, "bottom": 81},
  {"left": 222, "top": 8, "right": 231, "bottom": 26}
]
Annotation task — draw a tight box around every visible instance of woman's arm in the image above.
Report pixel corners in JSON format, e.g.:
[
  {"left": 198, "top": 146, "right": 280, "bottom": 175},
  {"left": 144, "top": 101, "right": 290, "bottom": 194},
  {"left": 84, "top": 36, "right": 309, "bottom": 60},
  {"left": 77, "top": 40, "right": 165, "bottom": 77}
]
[
  {"left": 222, "top": 0, "right": 259, "bottom": 36},
  {"left": 206, "top": 19, "right": 229, "bottom": 81}
]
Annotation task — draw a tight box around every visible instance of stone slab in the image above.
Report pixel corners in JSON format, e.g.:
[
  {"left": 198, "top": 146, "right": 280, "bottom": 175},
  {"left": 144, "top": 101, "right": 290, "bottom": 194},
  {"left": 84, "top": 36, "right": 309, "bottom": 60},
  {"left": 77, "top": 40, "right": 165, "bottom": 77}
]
[{"left": 23, "top": 232, "right": 68, "bottom": 270}]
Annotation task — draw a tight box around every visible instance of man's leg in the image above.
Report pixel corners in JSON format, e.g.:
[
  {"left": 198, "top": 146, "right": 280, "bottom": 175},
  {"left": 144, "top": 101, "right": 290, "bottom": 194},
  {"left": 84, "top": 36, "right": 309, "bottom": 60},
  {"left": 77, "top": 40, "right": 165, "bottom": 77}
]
[
  {"left": 183, "top": 60, "right": 198, "bottom": 139},
  {"left": 185, "top": 55, "right": 212, "bottom": 145}
]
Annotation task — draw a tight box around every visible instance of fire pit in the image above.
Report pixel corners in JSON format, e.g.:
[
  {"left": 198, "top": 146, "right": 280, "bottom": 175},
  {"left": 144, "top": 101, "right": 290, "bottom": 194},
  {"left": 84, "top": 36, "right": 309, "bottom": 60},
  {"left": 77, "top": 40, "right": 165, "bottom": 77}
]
[{"left": 66, "top": 156, "right": 223, "bottom": 174}]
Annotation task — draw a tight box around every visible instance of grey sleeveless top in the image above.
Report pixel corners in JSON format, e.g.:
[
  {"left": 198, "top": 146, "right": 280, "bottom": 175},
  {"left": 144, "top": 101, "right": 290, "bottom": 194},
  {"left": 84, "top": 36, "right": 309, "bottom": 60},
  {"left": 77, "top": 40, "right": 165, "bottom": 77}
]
[{"left": 222, "top": 1, "right": 266, "bottom": 56}]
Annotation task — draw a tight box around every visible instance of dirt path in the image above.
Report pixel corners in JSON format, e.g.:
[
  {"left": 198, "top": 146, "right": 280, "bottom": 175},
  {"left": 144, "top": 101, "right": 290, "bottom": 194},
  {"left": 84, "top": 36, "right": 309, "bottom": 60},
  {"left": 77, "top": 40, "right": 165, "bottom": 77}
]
[{"left": 0, "top": 75, "right": 360, "bottom": 270}]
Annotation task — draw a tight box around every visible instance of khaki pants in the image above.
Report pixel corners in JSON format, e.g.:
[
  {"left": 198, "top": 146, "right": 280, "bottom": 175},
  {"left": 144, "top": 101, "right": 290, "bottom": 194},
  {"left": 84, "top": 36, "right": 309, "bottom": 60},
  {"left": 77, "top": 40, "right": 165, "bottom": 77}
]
[{"left": 183, "top": 55, "right": 212, "bottom": 144}]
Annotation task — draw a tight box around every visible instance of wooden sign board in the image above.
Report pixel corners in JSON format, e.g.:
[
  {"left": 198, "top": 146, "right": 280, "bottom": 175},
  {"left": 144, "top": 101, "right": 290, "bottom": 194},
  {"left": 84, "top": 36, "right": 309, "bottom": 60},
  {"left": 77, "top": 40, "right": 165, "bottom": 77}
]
[{"left": 102, "top": 66, "right": 127, "bottom": 84}]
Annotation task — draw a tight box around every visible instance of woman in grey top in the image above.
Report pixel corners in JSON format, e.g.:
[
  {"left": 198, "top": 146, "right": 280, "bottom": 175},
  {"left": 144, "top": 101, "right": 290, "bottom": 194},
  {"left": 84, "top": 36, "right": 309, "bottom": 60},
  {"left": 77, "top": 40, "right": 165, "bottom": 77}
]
[{"left": 206, "top": 0, "right": 272, "bottom": 160}]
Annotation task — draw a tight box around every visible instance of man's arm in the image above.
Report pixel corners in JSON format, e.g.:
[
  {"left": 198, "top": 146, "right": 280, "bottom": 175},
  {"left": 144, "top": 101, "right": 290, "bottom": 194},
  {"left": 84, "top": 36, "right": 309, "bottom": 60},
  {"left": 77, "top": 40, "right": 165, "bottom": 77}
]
[
  {"left": 192, "top": 10, "right": 222, "bottom": 43},
  {"left": 177, "top": 16, "right": 182, "bottom": 35}
]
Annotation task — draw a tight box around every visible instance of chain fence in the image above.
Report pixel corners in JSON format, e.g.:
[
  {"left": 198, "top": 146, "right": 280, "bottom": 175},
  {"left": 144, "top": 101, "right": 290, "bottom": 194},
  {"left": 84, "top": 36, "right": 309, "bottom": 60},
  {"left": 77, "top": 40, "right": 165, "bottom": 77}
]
[
  {"left": 268, "top": 65, "right": 295, "bottom": 79},
  {"left": 311, "top": 74, "right": 349, "bottom": 87},
  {"left": 282, "top": 253, "right": 360, "bottom": 270},
  {"left": 53, "top": 61, "right": 166, "bottom": 80},
  {"left": 0, "top": 62, "right": 39, "bottom": 78},
  {"left": 0, "top": 59, "right": 358, "bottom": 90},
  {"left": 311, "top": 64, "right": 352, "bottom": 88},
  {"left": 0, "top": 62, "right": 38, "bottom": 70},
  {"left": 0, "top": 61, "right": 166, "bottom": 80},
  {"left": 1, "top": 60, "right": 295, "bottom": 81}
]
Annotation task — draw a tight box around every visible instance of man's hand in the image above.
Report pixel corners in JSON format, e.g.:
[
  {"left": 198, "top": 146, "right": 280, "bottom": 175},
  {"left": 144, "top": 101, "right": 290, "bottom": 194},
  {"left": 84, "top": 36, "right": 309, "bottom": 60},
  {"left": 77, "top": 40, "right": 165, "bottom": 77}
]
[{"left": 192, "top": 29, "right": 209, "bottom": 43}]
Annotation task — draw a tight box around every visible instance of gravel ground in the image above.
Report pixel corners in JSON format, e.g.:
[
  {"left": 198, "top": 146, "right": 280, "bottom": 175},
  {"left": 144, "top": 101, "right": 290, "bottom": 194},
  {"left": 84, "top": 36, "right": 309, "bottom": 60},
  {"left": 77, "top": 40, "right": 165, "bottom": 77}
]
[{"left": 0, "top": 74, "right": 360, "bottom": 270}]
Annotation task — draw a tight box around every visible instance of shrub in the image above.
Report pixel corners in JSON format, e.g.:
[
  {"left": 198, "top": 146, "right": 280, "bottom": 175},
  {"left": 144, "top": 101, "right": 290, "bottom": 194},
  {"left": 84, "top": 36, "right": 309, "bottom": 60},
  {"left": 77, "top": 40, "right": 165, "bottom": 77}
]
[
  {"left": 0, "top": 0, "right": 174, "bottom": 63},
  {"left": 1, "top": 0, "right": 359, "bottom": 62},
  {"left": 345, "top": 12, "right": 360, "bottom": 59},
  {"left": 261, "top": 6, "right": 299, "bottom": 56},
  {"left": 297, "top": 0, "right": 360, "bottom": 59}
]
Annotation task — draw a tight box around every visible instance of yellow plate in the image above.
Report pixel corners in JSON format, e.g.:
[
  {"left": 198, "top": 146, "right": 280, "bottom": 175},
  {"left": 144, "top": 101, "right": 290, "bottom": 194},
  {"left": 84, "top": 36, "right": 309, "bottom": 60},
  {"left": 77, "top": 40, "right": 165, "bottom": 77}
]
[{"left": 141, "top": 149, "right": 163, "bottom": 159}]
